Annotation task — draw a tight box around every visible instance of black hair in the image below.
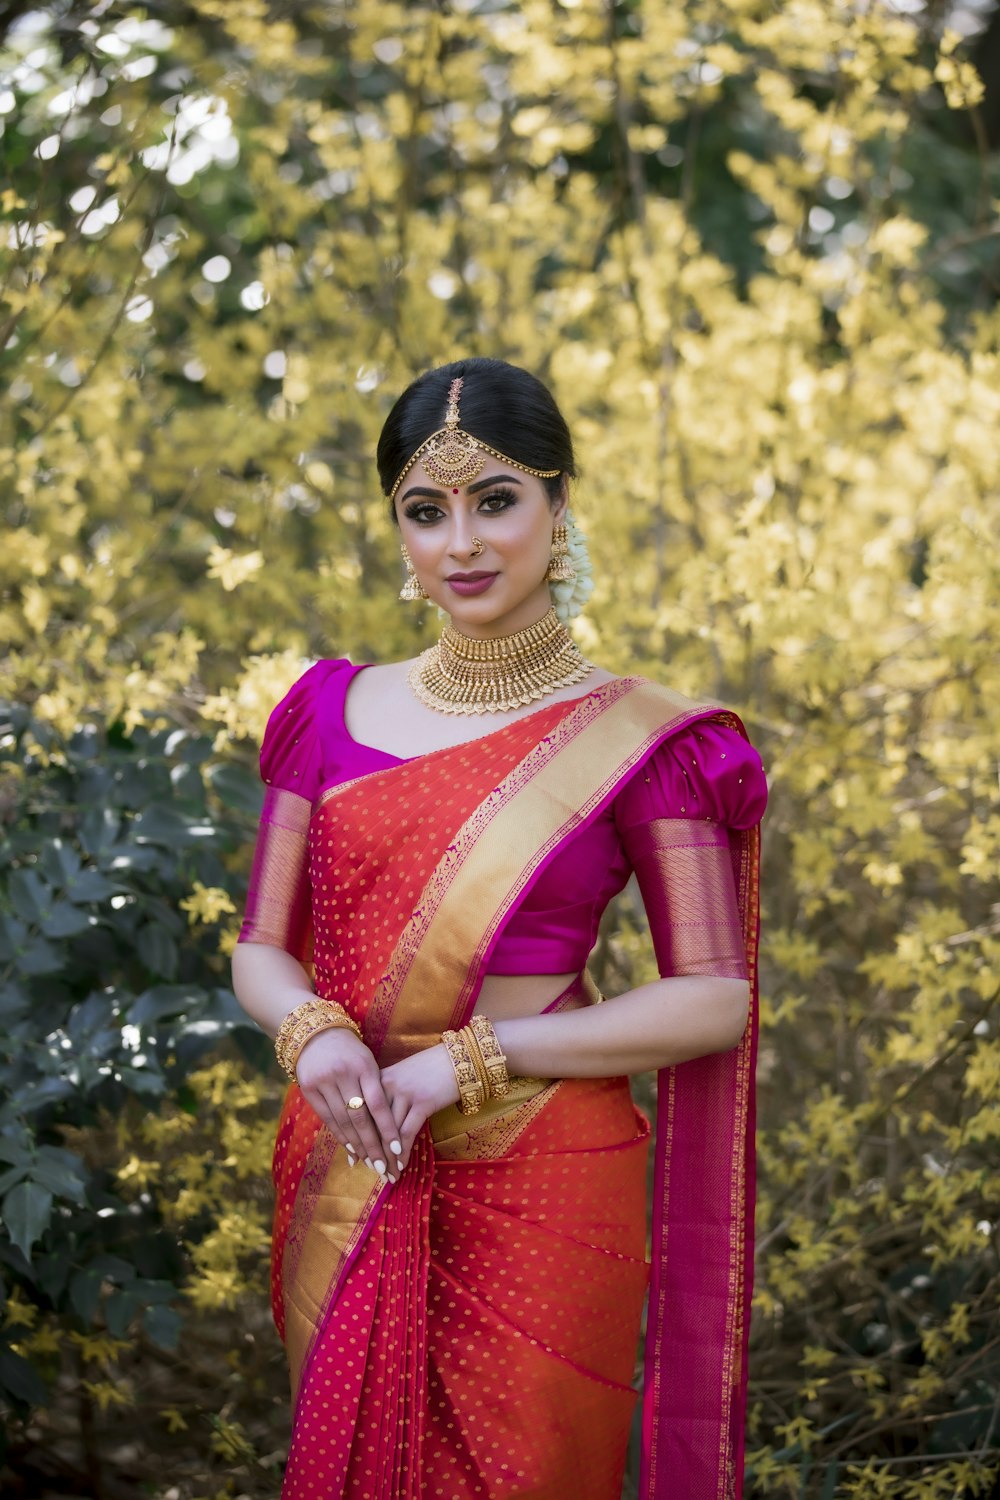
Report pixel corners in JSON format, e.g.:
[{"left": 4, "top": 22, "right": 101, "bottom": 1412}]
[{"left": 377, "top": 357, "right": 576, "bottom": 519}]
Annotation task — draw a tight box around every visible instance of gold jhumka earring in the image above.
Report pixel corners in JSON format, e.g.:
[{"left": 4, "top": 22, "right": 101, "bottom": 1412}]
[
  {"left": 399, "top": 543, "right": 429, "bottom": 601},
  {"left": 546, "top": 523, "right": 576, "bottom": 583}
]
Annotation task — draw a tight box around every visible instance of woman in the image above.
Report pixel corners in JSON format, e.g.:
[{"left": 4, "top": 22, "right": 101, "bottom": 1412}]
[{"left": 231, "top": 357, "right": 766, "bottom": 1500}]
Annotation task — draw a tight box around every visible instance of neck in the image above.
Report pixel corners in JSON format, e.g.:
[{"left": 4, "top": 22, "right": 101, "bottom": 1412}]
[{"left": 445, "top": 589, "right": 555, "bottom": 641}]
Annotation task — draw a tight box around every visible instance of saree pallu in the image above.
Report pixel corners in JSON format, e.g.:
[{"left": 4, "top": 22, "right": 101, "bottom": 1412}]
[{"left": 270, "top": 677, "right": 761, "bottom": 1500}]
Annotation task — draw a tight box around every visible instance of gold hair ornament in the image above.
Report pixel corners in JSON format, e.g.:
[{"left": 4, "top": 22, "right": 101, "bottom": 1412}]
[{"left": 388, "top": 376, "right": 561, "bottom": 501}]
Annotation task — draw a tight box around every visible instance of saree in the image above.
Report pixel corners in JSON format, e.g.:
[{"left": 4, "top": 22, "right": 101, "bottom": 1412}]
[{"left": 268, "top": 675, "right": 761, "bottom": 1499}]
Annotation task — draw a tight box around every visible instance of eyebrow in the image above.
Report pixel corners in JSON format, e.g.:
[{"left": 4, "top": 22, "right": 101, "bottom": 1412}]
[{"left": 399, "top": 474, "right": 524, "bottom": 503}]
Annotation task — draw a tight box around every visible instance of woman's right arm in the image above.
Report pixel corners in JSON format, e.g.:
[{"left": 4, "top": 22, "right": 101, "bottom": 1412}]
[{"left": 231, "top": 941, "right": 404, "bottom": 1182}]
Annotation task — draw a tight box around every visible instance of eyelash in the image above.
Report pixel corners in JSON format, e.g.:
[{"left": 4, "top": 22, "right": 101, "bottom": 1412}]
[{"left": 403, "top": 487, "right": 519, "bottom": 525}]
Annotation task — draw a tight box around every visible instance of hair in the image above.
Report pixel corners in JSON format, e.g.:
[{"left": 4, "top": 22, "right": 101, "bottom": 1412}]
[{"left": 377, "top": 357, "right": 576, "bottom": 519}]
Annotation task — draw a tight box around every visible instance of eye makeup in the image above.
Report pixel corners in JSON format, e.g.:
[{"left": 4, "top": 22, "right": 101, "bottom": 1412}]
[{"left": 402, "top": 486, "right": 519, "bottom": 524}]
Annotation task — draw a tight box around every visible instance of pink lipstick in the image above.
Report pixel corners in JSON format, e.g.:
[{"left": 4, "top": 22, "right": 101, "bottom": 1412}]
[{"left": 446, "top": 572, "right": 498, "bottom": 597}]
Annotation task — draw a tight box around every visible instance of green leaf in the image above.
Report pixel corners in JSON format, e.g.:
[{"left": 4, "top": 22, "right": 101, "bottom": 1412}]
[
  {"left": 130, "top": 984, "right": 202, "bottom": 1025},
  {"left": 38, "top": 839, "right": 81, "bottom": 886},
  {"left": 104, "top": 1288, "right": 139, "bottom": 1337},
  {"left": 7, "top": 869, "right": 51, "bottom": 923},
  {"left": 142, "top": 1303, "right": 181, "bottom": 1350},
  {"left": 207, "top": 761, "right": 264, "bottom": 816},
  {"left": 18, "top": 937, "right": 63, "bottom": 976},
  {"left": 136, "top": 923, "right": 179, "bottom": 980},
  {"left": 78, "top": 808, "right": 121, "bottom": 858},
  {"left": 2, "top": 1182, "right": 53, "bottom": 1260},
  {"left": 65, "top": 869, "right": 120, "bottom": 904},
  {"left": 69, "top": 1268, "right": 104, "bottom": 1324},
  {"left": 0, "top": 1346, "right": 49, "bottom": 1408},
  {"left": 40, "top": 901, "right": 93, "bottom": 939}
]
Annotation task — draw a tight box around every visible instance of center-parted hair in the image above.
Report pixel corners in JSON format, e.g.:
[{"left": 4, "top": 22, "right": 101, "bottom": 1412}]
[{"left": 377, "top": 357, "right": 576, "bottom": 516}]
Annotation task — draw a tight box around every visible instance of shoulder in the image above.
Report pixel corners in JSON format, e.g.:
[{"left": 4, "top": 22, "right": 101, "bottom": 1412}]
[
  {"left": 614, "top": 702, "right": 767, "bottom": 831},
  {"left": 258, "top": 657, "right": 352, "bottom": 790}
]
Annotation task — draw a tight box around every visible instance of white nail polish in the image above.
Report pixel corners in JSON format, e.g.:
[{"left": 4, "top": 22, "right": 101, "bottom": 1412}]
[
  {"left": 374, "top": 1159, "right": 386, "bottom": 1175},
  {"left": 390, "top": 1139, "right": 402, "bottom": 1154},
  {"left": 396, "top": 1157, "right": 404, "bottom": 1172},
  {"left": 365, "top": 1158, "right": 374, "bottom": 1170}
]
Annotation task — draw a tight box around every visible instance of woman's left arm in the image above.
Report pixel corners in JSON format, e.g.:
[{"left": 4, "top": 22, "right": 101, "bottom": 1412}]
[{"left": 493, "top": 972, "right": 749, "bottom": 1078}]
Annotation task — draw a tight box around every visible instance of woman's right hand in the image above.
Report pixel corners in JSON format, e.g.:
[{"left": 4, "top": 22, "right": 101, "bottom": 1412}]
[{"left": 294, "top": 1029, "right": 403, "bottom": 1184}]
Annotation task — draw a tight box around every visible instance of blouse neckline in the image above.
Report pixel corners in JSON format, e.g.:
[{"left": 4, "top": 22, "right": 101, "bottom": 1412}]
[{"left": 336, "top": 659, "right": 621, "bottom": 767}]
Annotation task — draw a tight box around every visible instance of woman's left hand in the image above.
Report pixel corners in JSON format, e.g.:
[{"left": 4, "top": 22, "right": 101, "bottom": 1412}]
[{"left": 379, "top": 1043, "right": 460, "bottom": 1174}]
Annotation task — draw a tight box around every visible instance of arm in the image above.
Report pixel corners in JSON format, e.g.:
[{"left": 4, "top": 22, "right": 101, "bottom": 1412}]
[
  {"left": 233, "top": 662, "right": 406, "bottom": 1179},
  {"left": 231, "top": 941, "right": 407, "bottom": 1183},
  {"left": 493, "top": 971, "right": 749, "bottom": 1077}
]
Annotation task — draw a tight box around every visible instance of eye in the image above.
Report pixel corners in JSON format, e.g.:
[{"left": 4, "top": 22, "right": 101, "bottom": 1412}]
[
  {"left": 478, "top": 486, "right": 518, "bottom": 513},
  {"left": 403, "top": 502, "right": 444, "bottom": 524}
]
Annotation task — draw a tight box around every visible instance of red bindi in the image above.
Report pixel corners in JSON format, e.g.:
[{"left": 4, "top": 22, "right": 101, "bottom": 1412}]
[{"left": 453, "top": 488, "right": 459, "bottom": 494}]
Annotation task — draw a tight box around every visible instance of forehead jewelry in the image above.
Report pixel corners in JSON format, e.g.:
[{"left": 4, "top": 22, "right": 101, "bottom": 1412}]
[{"left": 388, "top": 376, "right": 561, "bottom": 501}]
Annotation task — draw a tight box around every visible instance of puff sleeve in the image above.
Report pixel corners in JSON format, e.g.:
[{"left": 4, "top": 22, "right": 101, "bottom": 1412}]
[
  {"left": 236, "top": 660, "right": 337, "bottom": 964},
  {"left": 613, "top": 719, "right": 766, "bottom": 980}
]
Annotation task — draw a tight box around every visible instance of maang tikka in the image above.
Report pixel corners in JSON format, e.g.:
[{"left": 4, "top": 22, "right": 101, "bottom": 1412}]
[{"left": 388, "top": 376, "right": 562, "bottom": 501}]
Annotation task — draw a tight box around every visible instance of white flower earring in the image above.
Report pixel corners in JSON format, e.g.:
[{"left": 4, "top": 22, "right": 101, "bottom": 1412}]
[{"left": 548, "top": 510, "right": 594, "bottom": 623}]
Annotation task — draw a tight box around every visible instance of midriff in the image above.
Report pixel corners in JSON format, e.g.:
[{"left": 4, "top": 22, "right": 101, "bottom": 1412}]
[{"left": 474, "top": 970, "right": 580, "bottom": 1021}]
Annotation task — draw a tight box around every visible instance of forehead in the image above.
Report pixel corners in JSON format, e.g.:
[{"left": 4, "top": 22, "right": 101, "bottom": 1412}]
[{"left": 405, "top": 453, "right": 528, "bottom": 492}]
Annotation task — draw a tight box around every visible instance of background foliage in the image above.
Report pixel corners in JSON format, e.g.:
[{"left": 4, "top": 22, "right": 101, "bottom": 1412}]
[{"left": 2, "top": 1, "right": 999, "bottom": 1495}]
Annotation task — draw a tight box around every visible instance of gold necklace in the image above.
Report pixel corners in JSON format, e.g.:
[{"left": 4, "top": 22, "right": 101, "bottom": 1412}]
[{"left": 408, "top": 607, "right": 594, "bottom": 715}]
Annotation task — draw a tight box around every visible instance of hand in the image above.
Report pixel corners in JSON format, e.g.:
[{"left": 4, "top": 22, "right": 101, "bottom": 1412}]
[
  {"left": 379, "top": 1043, "right": 461, "bottom": 1174},
  {"left": 294, "top": 1028, "right": 402, "bottom": 1184}
]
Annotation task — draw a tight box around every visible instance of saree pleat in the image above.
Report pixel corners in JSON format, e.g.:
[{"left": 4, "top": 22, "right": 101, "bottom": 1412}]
[{"left": 270, "top": 678, "right": 762, "bottom": 1500}]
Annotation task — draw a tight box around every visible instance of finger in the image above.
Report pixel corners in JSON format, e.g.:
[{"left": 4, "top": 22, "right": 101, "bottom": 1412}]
[
  {"left": 337, "top": 1091, "right": 371, "bottom": 1162},
  {"left": 394, "top": 1103, "right": 427, "bottom": 1173},
  {"left": 344, "top": 1092, "right": 395, "bottom": 1180},
  {"left": 380, "top": 1086, "right": 416, "bottom": 1176},
  {"left": 361, "top": 1078, "right": 405, "bottom": 1175},
  {"left": 325, "top": 1090, "right": 372, "bottom": 1165}
]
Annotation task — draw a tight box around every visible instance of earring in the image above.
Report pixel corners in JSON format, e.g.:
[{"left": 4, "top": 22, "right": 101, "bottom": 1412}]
[
  {"left": 399, "top": 544, "right": 429, "bottom": 601},
  {"left": 546, "top": 523, "right": 575, "bottom": 583}
]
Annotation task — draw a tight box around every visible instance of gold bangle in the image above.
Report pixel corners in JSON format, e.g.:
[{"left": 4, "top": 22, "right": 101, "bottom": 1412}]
[
  {"left": 461, "top": 1023, "right": 491, "bottom": 1098},
  {"left": 441, "top": 1028, "right": 484, "bottom": 1116},
  {"left": 274, "top": 999, "right": 362, "bottom": 1082},
  {"left": 466, "top": 1014, "right": 510, "bottom": 1100}
]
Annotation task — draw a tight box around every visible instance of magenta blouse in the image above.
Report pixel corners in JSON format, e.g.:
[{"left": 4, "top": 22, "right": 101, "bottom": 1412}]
[{"left": 238, "top": 659, "right": 767, "bottom": 980}]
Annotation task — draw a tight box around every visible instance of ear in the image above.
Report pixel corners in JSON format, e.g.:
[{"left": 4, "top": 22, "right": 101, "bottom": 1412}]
[{"left": 551, "top": 475, "right": 569, "bottom": 523}]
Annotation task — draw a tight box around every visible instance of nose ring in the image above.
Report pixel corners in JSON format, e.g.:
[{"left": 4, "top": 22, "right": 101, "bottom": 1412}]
[{"left": 471, "top": 536, "right": 484, "bottom": 557}]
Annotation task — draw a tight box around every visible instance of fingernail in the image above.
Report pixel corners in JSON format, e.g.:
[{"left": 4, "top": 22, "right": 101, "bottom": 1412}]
[
  {"left": 345, "top": 1143, "right": 355, "bottom": 1157},
  {"left": 396, "top": 1157, "right": 404, "bottom": 1172},
  {"left": 365, "top": 1158, "right": 374, "bottom": 1171},
  {"left": 390, "top": 1139, "right": 402, "bottom": 1154},
  {"left": 347, "top": 1153, "right": 357, "bottom": 1167},
  {"left": 374, "top": 1159, "right": 386, "bottom": 1175}
]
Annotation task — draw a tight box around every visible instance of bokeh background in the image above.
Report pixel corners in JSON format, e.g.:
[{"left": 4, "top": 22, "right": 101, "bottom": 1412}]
[{"left": 1, "top": 2, "right": 998, "bottom": 1496}]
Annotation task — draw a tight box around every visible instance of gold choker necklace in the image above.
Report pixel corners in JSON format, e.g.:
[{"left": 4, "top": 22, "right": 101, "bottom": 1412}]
[{"left": 408, "top": 608, "right": 594, "bottom": 715}]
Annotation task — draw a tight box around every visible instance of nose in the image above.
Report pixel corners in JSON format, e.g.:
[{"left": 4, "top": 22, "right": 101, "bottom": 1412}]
[{"left": 446, "top": 516, "right": 483, "bottom": 560}]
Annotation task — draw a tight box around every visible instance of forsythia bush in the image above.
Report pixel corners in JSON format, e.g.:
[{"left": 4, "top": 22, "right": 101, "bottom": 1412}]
[{"left": 1, "top": 2, "right": 998, "bottom": 1494}]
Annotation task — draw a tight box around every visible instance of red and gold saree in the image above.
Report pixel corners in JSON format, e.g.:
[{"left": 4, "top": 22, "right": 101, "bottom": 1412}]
[{"left": 266, "top": 676, "right": 761, "bottom": 1499}]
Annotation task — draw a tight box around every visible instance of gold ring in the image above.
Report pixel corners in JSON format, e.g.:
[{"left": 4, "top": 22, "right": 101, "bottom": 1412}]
[{"left": 347, "top": 1095, "right": 365, "bottom": 1110}]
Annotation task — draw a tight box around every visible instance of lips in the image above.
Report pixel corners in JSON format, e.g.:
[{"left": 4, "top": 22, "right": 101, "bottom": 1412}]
[{"left": 445, "top": 571, "right": 497, "bottom": 582}]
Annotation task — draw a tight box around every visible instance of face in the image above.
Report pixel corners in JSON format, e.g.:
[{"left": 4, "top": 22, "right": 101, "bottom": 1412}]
[{"left": 394, "top": 456, "right": 568, "bottom": 637}]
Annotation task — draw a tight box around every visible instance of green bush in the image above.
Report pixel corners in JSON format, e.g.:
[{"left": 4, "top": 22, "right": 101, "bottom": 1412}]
[{"left": 0, "top": 700, "right": 266, "bottom": 1442}]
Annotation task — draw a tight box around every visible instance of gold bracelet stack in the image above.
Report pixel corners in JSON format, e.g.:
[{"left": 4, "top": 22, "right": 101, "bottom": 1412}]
[
  {"left": 274, "top": 998, "right": 363, "bottom": 1082},
  {"left": 441, "top": 1017, "right": 510, "bottom": 1116},
  {"left": 467, "top": 1014, "right": 510, "bottom": 1099},
  {"left": 441, "top": 1028, "right": 484, "bottom": 1116}
]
